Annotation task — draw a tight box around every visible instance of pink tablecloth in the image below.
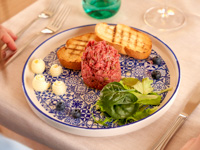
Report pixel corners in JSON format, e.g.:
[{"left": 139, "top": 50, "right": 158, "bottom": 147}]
[{"left": 1, "top": 0, "right": 200, "bottom": 149}]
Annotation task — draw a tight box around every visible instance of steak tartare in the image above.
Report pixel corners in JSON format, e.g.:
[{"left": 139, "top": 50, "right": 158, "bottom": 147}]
[{"left": 81, "top": 40, "right": 121, "bottom": 90}]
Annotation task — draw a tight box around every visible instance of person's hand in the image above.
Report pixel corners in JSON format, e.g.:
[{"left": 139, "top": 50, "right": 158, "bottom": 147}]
[
  {"left": 181, "top": 134, "right": 200, "bottom": 150},
  {"left": 0, "top": 24, "right": 17, "bottom": 51}
]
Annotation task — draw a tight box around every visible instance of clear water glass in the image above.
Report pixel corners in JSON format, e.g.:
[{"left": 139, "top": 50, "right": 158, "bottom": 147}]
[
  {"left": 144, "top": 0, "right": 186, "bottom": 30},
  {"left": 82, "top": 0, "right": 121, "bottom": 19}
]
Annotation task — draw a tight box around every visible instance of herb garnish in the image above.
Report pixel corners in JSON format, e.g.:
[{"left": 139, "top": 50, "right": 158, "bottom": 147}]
[{"left": 92, "top": 77, "right": 172, "bottom": 126}]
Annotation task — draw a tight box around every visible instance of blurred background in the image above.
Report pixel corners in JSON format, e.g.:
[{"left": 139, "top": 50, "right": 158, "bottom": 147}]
[
  {"left": 0, "top": 0, "right": 35, "bottom": 23},
  {"left": 1, "top": 1, "right": 45, "bottom": 150}
]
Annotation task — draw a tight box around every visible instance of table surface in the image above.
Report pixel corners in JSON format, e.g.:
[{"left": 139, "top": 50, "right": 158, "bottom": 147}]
[{"left": 1, "top": 0, "right": 200, "bottom": 149}]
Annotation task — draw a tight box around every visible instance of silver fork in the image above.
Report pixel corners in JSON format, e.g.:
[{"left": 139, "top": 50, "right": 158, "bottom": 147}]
[
  {"left": 4, "top": 2, "right": 71, "bottom": 67},
  {"left": 17, "top": 0, "right": 63, "bottom": 37},
  {"left": 0, "top": 0, "right": 63, "bottom": 61}
]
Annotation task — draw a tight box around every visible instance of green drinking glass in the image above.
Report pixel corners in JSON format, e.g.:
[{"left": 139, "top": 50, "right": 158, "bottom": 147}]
[{"left": 82, "top": 0, "right": 121, "bottom": 19}]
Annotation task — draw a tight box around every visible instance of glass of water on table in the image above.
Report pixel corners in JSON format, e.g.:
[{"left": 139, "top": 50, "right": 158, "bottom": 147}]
[{"left": 82, "top": 0, "right": 121, "bottom": 19}]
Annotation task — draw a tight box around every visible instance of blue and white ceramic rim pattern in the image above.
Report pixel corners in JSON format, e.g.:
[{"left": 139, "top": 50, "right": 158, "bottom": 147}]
[{"left": 22, "top": 24, "right": 181, "bottom": 137}]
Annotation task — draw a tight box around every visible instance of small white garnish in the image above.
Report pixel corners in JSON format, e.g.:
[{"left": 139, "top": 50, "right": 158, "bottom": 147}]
[
  {"left": 32, "top": 75, "right": 50, "bottom": 92},
  {"left": 52, "top": 80, "right": 66, "bottom": 95},
  {"left": 31, "top": 59, "right": 45, "bottom": 74},
  {"left": 50, "top": 64, "right": 62, "bottom": 77}
]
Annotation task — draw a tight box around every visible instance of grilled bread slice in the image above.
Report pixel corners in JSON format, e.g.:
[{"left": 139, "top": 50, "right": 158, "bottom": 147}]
[
  {"left": 57, "top": 33, "right": 97, "bottom": 70},
  {"left": 95, "top": 23, "right": 152, "bottom": 59}
]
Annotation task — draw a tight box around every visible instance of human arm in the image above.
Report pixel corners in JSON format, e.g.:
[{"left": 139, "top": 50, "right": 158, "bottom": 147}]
[
  {"left": 0, "top": 24, "right": 17, "bottom": 51},
  {"left": 181, "top": 134, "right": 200, "bottom": 150}
]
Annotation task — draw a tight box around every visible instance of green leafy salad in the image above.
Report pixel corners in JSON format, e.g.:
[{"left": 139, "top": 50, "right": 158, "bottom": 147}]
[{"left": 93, "top": 77, "right": 172, "bottom": 126}]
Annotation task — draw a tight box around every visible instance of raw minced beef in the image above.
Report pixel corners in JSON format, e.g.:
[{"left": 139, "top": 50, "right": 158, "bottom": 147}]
[{"left": 81, "top": 40, "right": 121, "bottom": 90}]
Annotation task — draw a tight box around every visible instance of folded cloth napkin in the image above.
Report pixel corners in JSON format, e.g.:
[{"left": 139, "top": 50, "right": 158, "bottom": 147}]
[{"left": 181, "top": 134, "right": 200, "bottom": 150}]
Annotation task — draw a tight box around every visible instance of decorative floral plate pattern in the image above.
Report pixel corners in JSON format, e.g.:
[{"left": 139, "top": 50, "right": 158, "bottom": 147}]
[
  {"left": 33, "top": 44, "right": 170, "bottom": 129},
  {"left": 22, "top": 24, "right": 180, "bottom": 137}
]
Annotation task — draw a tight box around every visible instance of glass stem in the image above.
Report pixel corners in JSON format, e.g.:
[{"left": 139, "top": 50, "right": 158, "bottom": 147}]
[
  {"left": 162, "top": 0, "right": 169, "bottom": 18},
  {"left": 163, "top": 0, "right": 168, "bottom": 15}
]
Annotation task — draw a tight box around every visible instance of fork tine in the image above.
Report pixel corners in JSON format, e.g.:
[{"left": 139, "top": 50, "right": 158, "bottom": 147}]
[
  {"left": 47, "top": 3, "right": 71, "bottom": 32},
  {"left": 54, "top": 6, "right": 71, "bottom": 28},
  {"left": 45, "top": 0, "right": 63, "bottom": 15},
  {"left": 49, "top": 0, "right": 63, "bottom": 13},
  {"left": 3, "top": 0, "right": 70, "bottom": 67},
  {"left": 45, "top": 0, "right": 57, "bottom": 12}
]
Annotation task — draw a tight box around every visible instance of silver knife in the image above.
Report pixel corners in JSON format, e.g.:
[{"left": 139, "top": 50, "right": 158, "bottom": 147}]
[
  {"left": 0, "top": 18, "right": 40, "bottom": 68},
  {"left": 0, "top": 17, "right": 38, "bottom": 61},
  {"left": 151, "top": 83, "right": 200, "bottom": 150},
  {"left": 0, "top": 21, "right": 35, "bottom": 68}
]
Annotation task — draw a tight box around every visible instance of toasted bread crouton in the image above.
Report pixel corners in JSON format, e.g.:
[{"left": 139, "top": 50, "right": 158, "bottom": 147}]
[
  {"left": 57, "top": 33, "right": 97, "bottom": 70},
  {"left": 95, "top": 23, "right": 152, "bottom": 59}
]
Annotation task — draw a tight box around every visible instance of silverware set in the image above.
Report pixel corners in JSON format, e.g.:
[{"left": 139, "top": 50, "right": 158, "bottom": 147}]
[{"left": 0, "top": 0, "right": 70, "bottom": 68}]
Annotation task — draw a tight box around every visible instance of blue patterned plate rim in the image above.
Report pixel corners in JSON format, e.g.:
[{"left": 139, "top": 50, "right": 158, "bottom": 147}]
[{"left": 22, "top": 24, "right": 181, "bottom": 130}]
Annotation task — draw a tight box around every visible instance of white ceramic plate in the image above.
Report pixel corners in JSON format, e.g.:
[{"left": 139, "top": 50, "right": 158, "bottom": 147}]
[{"left": 22, "top": 24, "right": 180, "bottom": 137}]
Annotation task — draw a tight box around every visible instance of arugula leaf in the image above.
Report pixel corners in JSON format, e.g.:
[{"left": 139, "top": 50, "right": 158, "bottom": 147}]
[
  {"left": 94, "top": 77, "right": 171, "bottom": 126},
  {"left": 133, "top": 78, "right": 153, "bottom": 94},
  {"left": 121, "top": 78, "right": 139, "bottom": 88},
  {"left": 132, "top": 107, "right": 158, "bottom": 121},
  {"left": 155, "top": 87, "right": 173, "bottom": 94},
  {"left": 132, "top": 92, "right": 161, "bottom": 105},
  {"left": 92, "top": 114, "right": 112, "bottom": 126}
]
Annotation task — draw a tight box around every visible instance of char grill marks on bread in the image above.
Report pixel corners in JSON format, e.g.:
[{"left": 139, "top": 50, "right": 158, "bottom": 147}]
[
  {"left": 57, "top": 33, "right": 97, "bottom": 70},
  {"left": 95, "top": 23, "right": 152, "bottom": 59},
  {"left": 57, "top": 23, "right": 153, "bottom": 70}
]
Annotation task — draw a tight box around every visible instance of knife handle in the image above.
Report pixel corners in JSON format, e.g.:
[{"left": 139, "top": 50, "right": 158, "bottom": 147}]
[
  {"left": 5, "top": 32, "right": 41, "bottom": 66},
  {"left": 0, "top": 17, "right": 39, "bottom": 61},
  {"left": 16, "top": 17, "right": 39, "bottom": 38},
  {"left": 151, "top": 114, "right": 187, "bottom": 150}
]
